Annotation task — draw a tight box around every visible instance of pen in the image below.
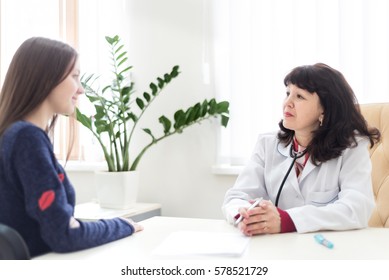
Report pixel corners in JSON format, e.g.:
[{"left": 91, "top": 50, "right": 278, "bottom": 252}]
[
  {"left": 234, "top": 198, "right": 263, "bottom": 225},
  {"left": 314, "top": 234, "right": 334, "bottom": 249}
]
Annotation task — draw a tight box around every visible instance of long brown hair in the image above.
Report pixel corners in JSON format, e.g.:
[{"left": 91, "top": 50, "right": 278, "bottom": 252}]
[
  {"left": 278, "top": 63, "right": 381, "bottom": 164},
  {"left": 0, "top": 37, "right": 78, "bottom": 159}
]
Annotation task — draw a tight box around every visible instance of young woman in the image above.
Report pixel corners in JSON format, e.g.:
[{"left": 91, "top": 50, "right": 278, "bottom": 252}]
[
  {"left": 222, "top": 63, "right": 380, "bottom": 236},
  {"left": 0, "top": 37, "right": 143, "bottom": 257}
]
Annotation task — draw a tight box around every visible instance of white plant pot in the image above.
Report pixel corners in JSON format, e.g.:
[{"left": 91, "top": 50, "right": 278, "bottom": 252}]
[{"left": 95, "top": 171, "right": 139, "bottom": 209}]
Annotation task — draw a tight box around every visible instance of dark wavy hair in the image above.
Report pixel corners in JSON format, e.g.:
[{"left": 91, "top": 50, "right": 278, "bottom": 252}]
[{"left": 277, "top": 63, "right": 380, "bottom": 164}]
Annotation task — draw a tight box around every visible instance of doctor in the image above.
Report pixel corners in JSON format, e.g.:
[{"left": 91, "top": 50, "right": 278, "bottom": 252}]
[{"left": 222, "top": 63, "right": 381, "bottom": 236}]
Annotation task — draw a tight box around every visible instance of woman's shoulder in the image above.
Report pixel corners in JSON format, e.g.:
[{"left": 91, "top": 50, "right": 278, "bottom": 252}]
[
  {"left": 255, "top": 131, "right": 279, "bottom": 144},
  {"left": 351, "top": 135, "right": 371, "bottom": 150},
  {"left": 345, "top": 134, "right": 371, "bottom": 149},
  {"left": 2, "top": 121, "right": 49, "bottom": 146},
  {"left": 337, "top": 135, "right": 371, "bottom": 160},
  {"left": 251, "top": 131, "right": 281, "bottom": 154}
]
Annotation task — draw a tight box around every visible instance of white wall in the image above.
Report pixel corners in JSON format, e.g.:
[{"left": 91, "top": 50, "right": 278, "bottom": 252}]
[{"left": 69, "top": 0, "right": 237, "bottom": 219}]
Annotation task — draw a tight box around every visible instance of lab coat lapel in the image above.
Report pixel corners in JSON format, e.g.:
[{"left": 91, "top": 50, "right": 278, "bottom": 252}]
[
  {"left": 299, "top": 158, "right": 318, "bottom": 183},
  {"left": 277, "top": 142, "right": 300, "bottom": 194}
]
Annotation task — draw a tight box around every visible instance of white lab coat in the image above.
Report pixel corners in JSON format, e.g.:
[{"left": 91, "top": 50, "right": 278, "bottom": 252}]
[{"left": 222, "top": 132, "right": 375, "bottom": 233}]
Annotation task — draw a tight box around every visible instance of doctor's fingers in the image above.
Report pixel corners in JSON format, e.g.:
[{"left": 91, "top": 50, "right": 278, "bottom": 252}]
[
  {"left": 238, "top": 211, "right": 277, "bottom": 235},
  {"left": 245, "top": 200, "right": 274, "bottom": 215},
  {"left": 255, "top": 202, "right": 280, "bottom": 219},
  {"left": 238, "top": 207, "right": 251, "bottom": 220},
  {"left": 244, "top": 218, "right": 281, "bottom": 235},
  {"left": 241, "top": 220, "right": 268, "bottom": 236},
  {"left": 247, "top": 206, "right": 267, "bottom": 216},
  {"left": 259, "top": 200, "right": 277, "bottom": 212},
  {"left": 241, "top": 212, "right": 268, "bottom": 229}
]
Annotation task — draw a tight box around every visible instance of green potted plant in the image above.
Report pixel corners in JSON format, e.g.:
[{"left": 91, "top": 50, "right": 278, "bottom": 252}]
[{"left": 77, "top": 35, "right": 229, "bottom": 209}]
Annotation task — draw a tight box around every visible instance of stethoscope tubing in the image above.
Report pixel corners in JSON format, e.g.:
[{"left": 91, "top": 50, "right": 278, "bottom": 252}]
[{"left": 274, "top": 145, "right": 307, "bottom": 207}]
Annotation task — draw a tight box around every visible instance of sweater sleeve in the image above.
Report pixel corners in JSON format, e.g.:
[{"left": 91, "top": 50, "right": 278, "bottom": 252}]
[
  {"left": 277, "top": 208, "right": 296, "bottom": 233},
  {"left": 12, "top": 127, "right": 134, "bottom": 253}
]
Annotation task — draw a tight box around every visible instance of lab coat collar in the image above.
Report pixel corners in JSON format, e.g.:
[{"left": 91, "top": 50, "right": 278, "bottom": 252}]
[
  {"left": 276, "top": 141, "right": 320, "bottom": 185},
  {"left": 299, "top": 158, "right": 320, "bottom": 183},
  {"left": 277, "top": 141, "right": 290, "bottom": 157}
]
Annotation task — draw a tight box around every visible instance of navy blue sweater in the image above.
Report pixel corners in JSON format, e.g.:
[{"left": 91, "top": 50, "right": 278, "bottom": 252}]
[{"left": 0, "top": 121, "right": 134, "bottom": 257}]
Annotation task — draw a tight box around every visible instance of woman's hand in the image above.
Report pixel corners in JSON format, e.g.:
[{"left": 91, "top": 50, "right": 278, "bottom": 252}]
[
  {"left": 120, "top": 217, "right": 144, "bottom": 232},
  {"left": 132, "top": 222, "right": 144, "bottom": 232},
  {"left": 237, "top": 200, "right": 281, "bottom": 236}
]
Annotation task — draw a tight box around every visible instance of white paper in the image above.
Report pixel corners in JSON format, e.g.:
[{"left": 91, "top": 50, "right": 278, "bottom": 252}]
[{"left": 152, "top": 231, "right": 250, "bottom": 257}]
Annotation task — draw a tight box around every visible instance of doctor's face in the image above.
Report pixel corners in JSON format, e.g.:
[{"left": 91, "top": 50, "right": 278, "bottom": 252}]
[{"left": 282, "top": 84, "right": 324, "bottom": 139}]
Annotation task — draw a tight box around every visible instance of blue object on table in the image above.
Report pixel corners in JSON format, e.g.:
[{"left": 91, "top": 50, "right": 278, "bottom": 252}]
[{"left": 314, "top": 234, "right": 334, "bottom": 249}]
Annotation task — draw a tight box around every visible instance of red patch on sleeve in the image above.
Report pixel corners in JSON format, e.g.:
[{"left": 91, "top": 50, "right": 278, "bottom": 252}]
[
  {"left": 58, "top": 173, "right": 65, "bottom": 182},
  {"left": 38, "top": 190, "right": 55, "bottom": 211}
]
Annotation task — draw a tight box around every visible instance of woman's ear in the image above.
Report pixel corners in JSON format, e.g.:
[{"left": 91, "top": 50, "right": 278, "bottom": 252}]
[{"left": 319, "top": 114, "right": 324, "bottom": 126}]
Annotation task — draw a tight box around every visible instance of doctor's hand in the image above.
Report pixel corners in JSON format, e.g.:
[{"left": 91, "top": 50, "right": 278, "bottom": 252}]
[{"left": 237, "top": 200, "right": 281, "bottom": 236}]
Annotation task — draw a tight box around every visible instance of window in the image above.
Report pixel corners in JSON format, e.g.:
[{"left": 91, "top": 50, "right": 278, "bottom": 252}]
[
  {"left": 212, "top": 0, "right": 389, "bottom": 167},
  {"left": 1, "top": 0, "right": 133, "bottom": 162},
  {"left": 77, "top": 0, "right": 131, "bottom": 162},
  {"left": 0, "top": 0, "right": 79, "bottom": 160}
]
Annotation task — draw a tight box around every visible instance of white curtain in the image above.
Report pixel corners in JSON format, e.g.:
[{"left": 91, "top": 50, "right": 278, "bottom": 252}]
[
  {"left": 212, "top": 0, "right": 389, "bottom": 166},
  {"left": 0, "top": 0, "right": 61, "bottom": 84},
  {"left": 77, "top": 0, "right": 130, "bottom": 161}
]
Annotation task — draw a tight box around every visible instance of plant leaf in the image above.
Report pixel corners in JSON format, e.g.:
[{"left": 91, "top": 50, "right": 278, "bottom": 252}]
[
  {"left": 85, "top": 94, "right": 100, "bottom": 103},
  {"left": 116, "top": 51, "right": 127, "bottom": 61},
  {"left": 173, "top": 110, "right": 186, "bottom": 129},
  {"left": 216, "top": 101, "right": 230, "bottom": 114},
  {"left": 159, "top": 115, "right": 171, "bottom": 134},
  {"left": 102, "top": 85, "right": 111, "bottom": 93},
  {"left": 170, "top": 65, "right": 180, "bottom": 77},
  {"left": 185, "top": 107, "right": 196, "bottom": 123},
  {"left": 112, "top": 35, "right": 119, "bottom": 44},
  {"left": 208, "top": 98, "right": 217, "bottom": 115},
  {"left": 127, "top": 112, "right": 138, "bottom": 122},
  {"left": 94, "top": 105, "right": 105, "bottom": 119},
  {"left": 157, "top": 77, "right": 164, "bottom": 89},
  {"left": 192, "top": 103, "right": 201, "bottom": 120},
  {"left": 105, "top": 36, "right": 114, "bottom": 44},
  {"left": 142, "top": 128, "right": 155, "bottom": 141},
  {"left": 136, "top": 98, "right": 144, "bottom": 109},
  {"left": 199, "top": 99, "right": 208, "bottom": 117},
  {"left": 76, "top": 109, "right": 92, "bottom": 130},
  {"left": 81, "top": 73, "right": 95, "bottom": 85},
  {"left": 96, "top": 121, "right": 110, "bottom": 134},
  {"left": 221, "top": 115, "right": 229, "bottom": 127},
  {"left": 164, "top": 73, "right": 171, "bottom": 83},
  {"left": 150, "top": 83, "right": 158, "bottom": 95},
  {"left": 121, "top": 86, "right": 131, "bottom": 97},
  {"left": 118, "top": 57, "right": 128, "bottom": 67},
  {"left": 143, "top": 92, "right": 151, "bottom": 102},
  {"left": 115, "top": 45, "right": 124, "bottom": 54},
  {"left": 119, "top": 66, "right": 133, "bottom": 76},
  {"left": 123, "top": 95, "right": 130, "bottom": 105}
]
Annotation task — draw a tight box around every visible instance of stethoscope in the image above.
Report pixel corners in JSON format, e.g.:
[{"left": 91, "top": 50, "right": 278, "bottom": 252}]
[{"left": 274, "top": 144, "right": 308, "bottom": 207}]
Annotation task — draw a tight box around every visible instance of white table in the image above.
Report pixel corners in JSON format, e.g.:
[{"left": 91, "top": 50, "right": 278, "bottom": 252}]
[{"left": 34, "top": 216, "right": 389, "bottom": 260}]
